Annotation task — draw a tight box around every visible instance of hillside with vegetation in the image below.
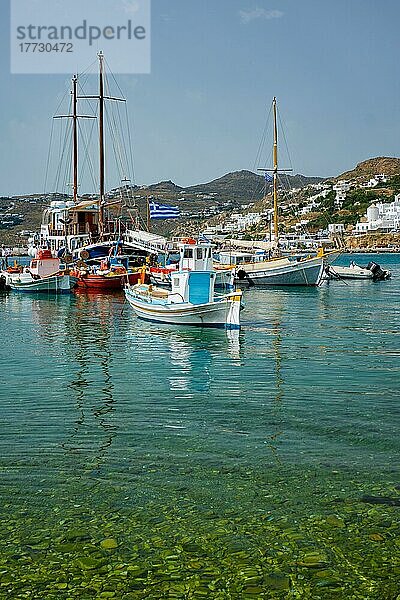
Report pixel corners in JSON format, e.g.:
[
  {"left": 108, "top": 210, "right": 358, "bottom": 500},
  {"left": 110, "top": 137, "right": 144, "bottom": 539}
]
[
  {"left": 1, "top": 157, "right": 400, "bottom": 247},
  {"left": 335, "top": 157, "right": 400, "bottom": 181}
]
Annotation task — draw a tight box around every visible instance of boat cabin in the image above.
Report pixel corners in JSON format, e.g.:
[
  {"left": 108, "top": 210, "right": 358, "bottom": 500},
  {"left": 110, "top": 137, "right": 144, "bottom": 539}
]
[
  {"left": 30, "top": 249, "right": 61, "bottom": 277},
  {"left": 170, "top": 240, "right": 216, "bottom": 305},
  {"left": 178, "top": 239, "right": 214, "bottom": 271},
  {"left": 218, "top": 250, "right": 268, "bottom": 266},
  {"left": 39, "top": 200, "right": 100, "bottom": 255}
]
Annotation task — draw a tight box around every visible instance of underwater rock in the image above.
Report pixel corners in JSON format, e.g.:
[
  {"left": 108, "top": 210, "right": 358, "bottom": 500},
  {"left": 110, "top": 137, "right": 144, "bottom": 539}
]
[
  {"left": 361, "top": 495, "right": 400, "bottom": 506},
  {"left": 264, "top": 573, "right": 290, "bottom": 590},
  {"left": 76, "top": 556, "right": 106, "bottom": 570},
  {"left": 369, "top": 533, "right": 385, "bottom": 541},
  {"left": 297, "top": 552, "right": 328, "bottom": 568},
  {"left": 65, "top": 529, "right": 92, "bottom": 542},
  {"left": 100, "top": 538, "right": 118, "bottom": 550},
  {"left": 326, "top": 515, "right": 346, "bottom": 528}
]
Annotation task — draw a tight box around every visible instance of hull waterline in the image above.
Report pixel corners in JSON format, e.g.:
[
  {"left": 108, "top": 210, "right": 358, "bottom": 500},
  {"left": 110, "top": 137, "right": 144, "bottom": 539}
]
[
  {"left": 236, "top": 257, "right": 325, "bottom": 287},
  {"left": 124, "top": 289, "right": 241, "bottom": 329}
]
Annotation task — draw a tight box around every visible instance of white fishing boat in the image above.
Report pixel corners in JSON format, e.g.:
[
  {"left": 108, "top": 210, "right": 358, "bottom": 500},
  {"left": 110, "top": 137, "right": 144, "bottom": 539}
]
[
  {"left": 124, "top": 240, "right": 242, "bottom": 329},
  {"left": 2, "top": 249, "right": 77, "bottom": 294},
  {"left": 326, "top": 260, "right": 391, "bottom": 281},
  {"left": 215, "top": 248, "right": 325, "bottom": 286},
  {"left": 235, "top": 253, "right": 325, "bottom": 286}
]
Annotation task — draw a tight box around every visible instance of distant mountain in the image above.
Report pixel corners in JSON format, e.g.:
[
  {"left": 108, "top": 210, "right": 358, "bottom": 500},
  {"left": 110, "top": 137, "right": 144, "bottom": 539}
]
[
  {"left": 184, "top": 170, "right": 323, "bottom": 203},
  {"left": 336, "top": 157, "right": 400, "bottom": 181},
  {"left": 146, "top": 180, "right": 184, "bottom": 194}
]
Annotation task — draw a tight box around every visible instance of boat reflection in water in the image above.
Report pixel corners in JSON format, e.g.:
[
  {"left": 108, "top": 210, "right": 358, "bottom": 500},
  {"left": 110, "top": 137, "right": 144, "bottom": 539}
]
[{"left": 61, "top": 293, "right": 122, "bottom": 478}]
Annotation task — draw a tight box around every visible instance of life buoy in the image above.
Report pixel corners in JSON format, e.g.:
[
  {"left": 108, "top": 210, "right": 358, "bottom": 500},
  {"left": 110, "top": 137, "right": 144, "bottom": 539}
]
[
  {"left": 182, "top": 237, "right": 196, "bottom": 245},
  {"left": 80, "top": 250, "right": 90, "bottom": 260}
]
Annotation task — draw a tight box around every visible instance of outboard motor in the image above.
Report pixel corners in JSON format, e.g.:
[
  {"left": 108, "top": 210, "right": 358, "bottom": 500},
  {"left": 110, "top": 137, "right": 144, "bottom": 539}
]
[
  {"left": 0, "top": 275, "right": 11, "bottom": 292},
  {"left": 236, "top": 269, "right": 254, "bottom": 287},
  {"left": 366, "top": 261, "right": 391, "bottom": 281}
]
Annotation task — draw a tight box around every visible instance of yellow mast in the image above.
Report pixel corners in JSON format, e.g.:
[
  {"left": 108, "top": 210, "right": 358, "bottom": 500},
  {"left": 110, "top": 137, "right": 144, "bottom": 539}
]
[
  {"left": 272, "top": 97, "right": 279, "bottom": 243},
  {"left": 258, "top": 97, "right": 292, "bottom": 248}
]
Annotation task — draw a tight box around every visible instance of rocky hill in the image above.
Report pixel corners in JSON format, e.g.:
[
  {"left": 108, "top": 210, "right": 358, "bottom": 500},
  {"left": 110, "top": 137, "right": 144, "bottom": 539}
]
[
  {"left": 2, "top": 157, "right": 400, "bottom": 245},
  {"left": 146, "top": 180, "right": 184, "bottom": 194},
  {"left": 336, "top": 157, "right": 400, "bottom": 181},
  {"left": 184, "top": 170, "right": 323, "bottom": 203}
]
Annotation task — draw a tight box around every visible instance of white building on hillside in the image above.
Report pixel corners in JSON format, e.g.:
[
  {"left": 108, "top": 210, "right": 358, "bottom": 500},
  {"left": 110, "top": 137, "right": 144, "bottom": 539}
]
[
  {"left": 333, "top": 180, "right": 351, "bottom": 209},
  {"left": 328, "top": 223, "right": 345, "bottom": 234},
  {"left": 221, "top": 212, "right": 262, "bottom": 233},
  {"left": 362, "top": 173, "right": 388, "bottom": 188},
  {"left": 354, "top": 195, "right": 400, "bottom": 233}
]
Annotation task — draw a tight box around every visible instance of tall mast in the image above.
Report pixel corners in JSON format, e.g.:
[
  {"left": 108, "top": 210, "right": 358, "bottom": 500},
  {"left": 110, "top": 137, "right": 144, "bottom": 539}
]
[
  {"left": 72, "top": 75, "right": 78, "bottom": 203},
  {"left": 84, "top": 51, "right": 125, "bottom": 238},
  {"left": 98, "top": 51, "right": 105, "bottom": 236},
  {"left": 258, "top": 97, "right": 292, "bottom": 252},
  {"left": 55, "top": 75, "right": 90, "bottom": 203},
  {"left": 78, "top": 53, "right": 126, "bottom": 240},
  {"left": 272, "top": 97, "right": 279, "bottom": 242}
]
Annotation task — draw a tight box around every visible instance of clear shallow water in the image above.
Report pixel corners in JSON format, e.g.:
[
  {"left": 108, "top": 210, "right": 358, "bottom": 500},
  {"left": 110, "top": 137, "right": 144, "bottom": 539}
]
[{"left": 0, "top": 253, "right": 399, "bottom": 599}]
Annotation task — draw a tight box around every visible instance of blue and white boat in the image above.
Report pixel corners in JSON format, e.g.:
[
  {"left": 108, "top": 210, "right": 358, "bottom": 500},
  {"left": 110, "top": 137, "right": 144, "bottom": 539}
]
[{"left": 124, "top": 240, "right": 242, "bottom": 329}]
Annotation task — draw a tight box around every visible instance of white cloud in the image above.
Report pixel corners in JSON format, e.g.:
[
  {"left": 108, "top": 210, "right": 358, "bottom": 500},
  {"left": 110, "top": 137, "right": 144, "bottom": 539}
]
[
  {"left": 239, "top": 8, "right": 284, "bottom": 24},
  {"left": 121, "top": 1, "right": 140, "bottom": 16}
]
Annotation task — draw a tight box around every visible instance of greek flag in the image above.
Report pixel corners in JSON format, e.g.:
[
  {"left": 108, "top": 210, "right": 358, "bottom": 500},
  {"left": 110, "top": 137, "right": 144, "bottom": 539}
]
[
  {"left": 198, "top": 232, "right": 210, "bottom": 242},
  {"left": 149, "top": 201, "right": 180, "bottom": 219},
  {"left": 264, "top": 172, "right": 273, "bottom": 183}
]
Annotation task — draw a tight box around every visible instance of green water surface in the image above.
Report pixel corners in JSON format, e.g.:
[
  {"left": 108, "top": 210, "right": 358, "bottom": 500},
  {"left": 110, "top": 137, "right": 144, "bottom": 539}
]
[{"left": 0, "top": 254, "right": 399, "bottom": 599}]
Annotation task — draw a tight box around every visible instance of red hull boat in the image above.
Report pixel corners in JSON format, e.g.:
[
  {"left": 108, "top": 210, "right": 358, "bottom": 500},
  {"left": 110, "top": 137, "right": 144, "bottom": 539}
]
[{"left": 72, "top": 270, "right": 142, "bottom": 291}]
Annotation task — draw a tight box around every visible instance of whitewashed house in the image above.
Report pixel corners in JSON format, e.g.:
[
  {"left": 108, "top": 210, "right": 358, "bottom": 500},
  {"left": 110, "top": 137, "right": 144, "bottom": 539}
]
[
  {"left": 333, "top": 180, "right": 351, "bottom": 209},
  {"left": 354, "top": 196, "right": 400, "bottom": 233},
  {"left": 328, "top": 223, "right": 345, "bottom": 234}
]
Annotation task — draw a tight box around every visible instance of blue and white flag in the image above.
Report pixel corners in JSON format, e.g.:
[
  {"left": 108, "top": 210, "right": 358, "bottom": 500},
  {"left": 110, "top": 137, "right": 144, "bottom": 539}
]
[
  {"left": 149, "top": 201, "right": 180, "bottom": 219},
  {"left": 264, "top": 172, "right": 273, "bottom": 183},
  {"left": 198, "top": 232, "right": 210, "bottom": 243}
]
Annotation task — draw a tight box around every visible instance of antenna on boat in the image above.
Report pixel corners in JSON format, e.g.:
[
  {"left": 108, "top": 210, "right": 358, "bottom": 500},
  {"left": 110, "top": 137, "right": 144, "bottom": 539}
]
[
  {"left": 258, "top": 97, "right": 292, "bottom": 248},
  {"left": 78, "top": 51, "right": 126, "bottom": 238}
]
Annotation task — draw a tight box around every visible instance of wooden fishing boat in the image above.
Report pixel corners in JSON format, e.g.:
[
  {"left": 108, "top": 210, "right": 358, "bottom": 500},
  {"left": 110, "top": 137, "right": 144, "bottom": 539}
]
[
  {"left": 71, "top": 254, "right": 144, "bottom": 292},
  {"left": 3, "top": 249, "right": 77, "bottom": 294},
  {"left": 223, "top": 98, "right": 326, "bottom": 287},
  {"left": 71, "top": 268, "right": 142, "bottom": 291},
  {"left": 29, "top": 53, "right": 151, "bottom": 272},
  {"left": 124, "top": 240, "right": 242, "bottom": 329}
]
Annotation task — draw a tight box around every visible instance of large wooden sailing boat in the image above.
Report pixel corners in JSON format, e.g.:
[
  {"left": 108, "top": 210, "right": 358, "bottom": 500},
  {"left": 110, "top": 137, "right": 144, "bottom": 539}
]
[
  {"left": 32, "top": 53, "right": 144, "bottom": 291},
  {"left": 233, "top": 97, "right": 326, "bottom": 287},
  {"left": 31, "top": 73, "right": 99, "bottom": 258}
]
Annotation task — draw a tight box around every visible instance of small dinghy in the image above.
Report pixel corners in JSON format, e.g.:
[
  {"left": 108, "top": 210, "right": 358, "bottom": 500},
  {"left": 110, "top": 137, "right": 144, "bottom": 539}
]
[
  {"left": 124, "top": 240, "right": 242, "bottom": 329},
  {"left": 326, "top": 260, "right": 391, "bottom": 281}
]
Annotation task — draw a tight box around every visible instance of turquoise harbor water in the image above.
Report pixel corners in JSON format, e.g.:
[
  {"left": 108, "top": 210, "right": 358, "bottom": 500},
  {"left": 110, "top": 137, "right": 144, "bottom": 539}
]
[{"left": 0, "top": 253, "right": 399, "bottom": 599}]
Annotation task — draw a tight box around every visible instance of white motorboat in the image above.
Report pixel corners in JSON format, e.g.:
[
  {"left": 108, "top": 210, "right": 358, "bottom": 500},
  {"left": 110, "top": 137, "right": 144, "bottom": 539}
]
[
  {"left": 124, "top": 240, "right": 242, "bottom": 329},
  {"left": 326, "top": 261, "right": 391, "bottom": 281}
]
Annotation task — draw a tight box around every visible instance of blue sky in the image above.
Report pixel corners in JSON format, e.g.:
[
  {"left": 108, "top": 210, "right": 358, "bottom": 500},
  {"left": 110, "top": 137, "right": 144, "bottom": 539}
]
[{"left": 1, "top": 0, "right": 400, "bottom": 195}]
